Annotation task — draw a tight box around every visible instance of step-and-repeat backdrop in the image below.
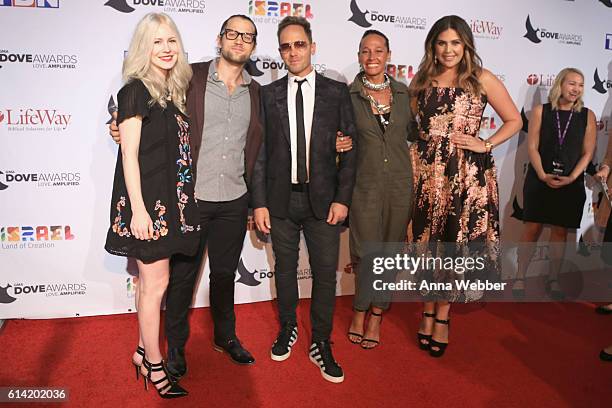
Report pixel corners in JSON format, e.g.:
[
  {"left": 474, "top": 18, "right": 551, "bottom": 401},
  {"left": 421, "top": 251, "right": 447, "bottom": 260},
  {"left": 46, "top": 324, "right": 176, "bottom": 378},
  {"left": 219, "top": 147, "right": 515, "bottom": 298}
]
[{"left": 1, "top": 0, "right": 610, "bottom": 318}]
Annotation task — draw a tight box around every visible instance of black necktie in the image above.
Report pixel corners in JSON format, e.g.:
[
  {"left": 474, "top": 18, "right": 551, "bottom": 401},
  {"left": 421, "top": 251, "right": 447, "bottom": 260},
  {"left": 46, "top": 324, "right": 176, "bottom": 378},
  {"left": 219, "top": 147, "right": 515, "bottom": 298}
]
[{"left": 295, "top": 78, "right": 307, "bottom": 184}]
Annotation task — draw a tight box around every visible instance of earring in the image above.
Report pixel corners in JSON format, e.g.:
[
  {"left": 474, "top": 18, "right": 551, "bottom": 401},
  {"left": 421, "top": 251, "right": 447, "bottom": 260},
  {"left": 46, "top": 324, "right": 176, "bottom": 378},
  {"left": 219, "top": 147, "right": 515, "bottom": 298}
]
[{"left": 434, "top": 56, "right": 438, "bottom": 65}]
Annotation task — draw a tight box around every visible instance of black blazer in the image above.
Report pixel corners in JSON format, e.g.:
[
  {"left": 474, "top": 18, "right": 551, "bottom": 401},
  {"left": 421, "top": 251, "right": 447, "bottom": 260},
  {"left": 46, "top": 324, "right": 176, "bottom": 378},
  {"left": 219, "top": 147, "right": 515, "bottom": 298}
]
[{"left": 251, "top": 73, "right": 357, "bottom": 220}]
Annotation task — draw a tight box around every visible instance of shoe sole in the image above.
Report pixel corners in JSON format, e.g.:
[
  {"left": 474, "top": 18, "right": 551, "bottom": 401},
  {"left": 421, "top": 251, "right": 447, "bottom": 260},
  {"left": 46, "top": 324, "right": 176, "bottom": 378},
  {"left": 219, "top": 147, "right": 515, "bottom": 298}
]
[
  {"left": 270, "top": 349, "right": 291, "bottom": 361},
  {"left": 212, "top": 345, "right": 255, "bottom": 365},
  {"left": 270, "top": 332, "right": 297, "bottom": 362},
  {"left": 308, "top": 355, "right": 344, "bottom": 383}
]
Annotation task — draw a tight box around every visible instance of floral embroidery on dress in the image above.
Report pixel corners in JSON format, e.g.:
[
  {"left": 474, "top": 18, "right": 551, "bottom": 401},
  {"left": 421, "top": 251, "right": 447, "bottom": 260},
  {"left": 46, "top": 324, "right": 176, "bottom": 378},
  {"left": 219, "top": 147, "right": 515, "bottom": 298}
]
[
  {"left": 175, "top": 114, "right": 197, "bottom": 234},
  {"left": 112, "top": 196, "right": 131, "bottom": 237},
  {"left": 151, "top": 200, "right": 169, "bottom": 240}
]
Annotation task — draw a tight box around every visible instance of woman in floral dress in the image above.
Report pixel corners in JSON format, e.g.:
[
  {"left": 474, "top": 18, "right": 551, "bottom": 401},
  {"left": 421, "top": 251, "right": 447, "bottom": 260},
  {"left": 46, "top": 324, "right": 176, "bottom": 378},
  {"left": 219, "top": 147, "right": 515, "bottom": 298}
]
[
  {"left": 104, "top": 13, "right": 199, "bottom": 398},
  {"left": 409, "top": 15, "right": 521, "bottom": 357}
]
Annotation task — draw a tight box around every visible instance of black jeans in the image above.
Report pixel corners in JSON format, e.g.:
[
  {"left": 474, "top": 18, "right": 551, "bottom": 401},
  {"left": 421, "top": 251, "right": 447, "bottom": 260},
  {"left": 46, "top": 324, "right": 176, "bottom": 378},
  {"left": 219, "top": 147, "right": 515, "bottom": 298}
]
[
  {"left": 165, "top": 193, "right": 248, "bottom": 349},
  {"left": 270, "top": 190, "right": 341, "bottom": 342}
]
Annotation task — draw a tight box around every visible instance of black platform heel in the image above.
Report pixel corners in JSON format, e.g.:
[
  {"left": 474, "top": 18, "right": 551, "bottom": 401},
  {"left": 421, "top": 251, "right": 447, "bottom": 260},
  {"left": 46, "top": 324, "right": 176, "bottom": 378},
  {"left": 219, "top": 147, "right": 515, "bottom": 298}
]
[
  {"left": 142, "top": 357, "right": 188, "bottom": 399},
  {"left": 417, "top": 312, "right": 435, "bottom": 350},
  {"left": 132, "top": 346, "right": 145, "bottom": 380},
  {"left": 429, "top": 318, "right": 450, "bottom": 358}
]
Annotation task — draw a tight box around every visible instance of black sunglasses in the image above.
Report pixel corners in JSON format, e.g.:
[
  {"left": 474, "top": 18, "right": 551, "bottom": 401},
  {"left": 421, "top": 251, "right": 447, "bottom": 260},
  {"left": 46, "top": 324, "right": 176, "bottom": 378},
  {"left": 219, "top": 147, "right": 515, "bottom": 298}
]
[{"left": 221, "top": 28, "right": 256, "bottom": 44}]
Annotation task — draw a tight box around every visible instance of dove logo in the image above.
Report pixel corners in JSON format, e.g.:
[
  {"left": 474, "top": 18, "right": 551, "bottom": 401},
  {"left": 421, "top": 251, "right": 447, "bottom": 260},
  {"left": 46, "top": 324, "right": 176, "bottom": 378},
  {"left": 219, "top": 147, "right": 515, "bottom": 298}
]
[
  {"left": 348, "top": 0, "right": 371, "bottom": 28},
  {"left": 523, "top": 15, "right": 541, "bottom": 43},
  {"left": 0, "top": 284, "right": 17, "bottom": 304},
  {"left": 236, "top": 258, "right": 262, "bottom": 286},
  {"left": 523, "top": 15, "right": 582, "bottom": 45},
  {"left": 592, "top": 68, "right": 611, "bottom": 94},
  {"left": 236, "top": 259, "right": 275, "bottom": 286},
  {"left": 0, "top": 172, "right": 8, "bottom": 191},
  {"left": 245, "top": 58, "right": 264, "bottom": 77},
  {"left": 0, "top": 0, "right": 59, "bottom": 8},
  {"left": 600, "top": 0, "right": 612, "bottom": 7},
  {"left": 104, "top": 0, "right": 134, "bottom": 12}
]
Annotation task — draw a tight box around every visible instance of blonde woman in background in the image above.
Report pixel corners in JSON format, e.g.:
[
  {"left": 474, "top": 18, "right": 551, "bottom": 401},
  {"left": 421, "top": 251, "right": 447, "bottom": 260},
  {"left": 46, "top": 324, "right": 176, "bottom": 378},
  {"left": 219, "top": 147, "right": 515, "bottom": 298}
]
[
  {"left": 512, "top": 68, "right": 596, "bottom": 300},
  {"left": 104, "top": 13, "right": 199, "bottom": 398}
]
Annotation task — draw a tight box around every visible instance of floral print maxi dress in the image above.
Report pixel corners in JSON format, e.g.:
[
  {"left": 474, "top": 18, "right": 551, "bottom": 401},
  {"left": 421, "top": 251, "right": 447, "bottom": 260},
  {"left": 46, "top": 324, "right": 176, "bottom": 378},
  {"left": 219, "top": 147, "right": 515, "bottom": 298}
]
[{"left": 410, "top": 87, "right": 500, "bottom": 302}]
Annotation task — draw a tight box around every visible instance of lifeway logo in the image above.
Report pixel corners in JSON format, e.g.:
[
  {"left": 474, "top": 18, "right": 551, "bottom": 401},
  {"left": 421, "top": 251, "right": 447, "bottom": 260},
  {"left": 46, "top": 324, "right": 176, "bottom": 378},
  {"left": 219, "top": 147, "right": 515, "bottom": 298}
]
[
  {"left": 469, "top": 19, "right": 503, "bottom": 40},
  {"left": 1, "top": 225, "right": 75, "bottom": 250},
  {"left": 0, "top": 49, "right": 77, "bottom": 70},
  {"left": 0, "top": 108, "right": 72, "bottom": 132},
  {"left": 248, "top": 1, "right": 313, "bottom": 24},
  {"left": 0, "top": 0, "right": 59, "bottom": 8},
  {"left": 526, "top": 73, "right": 556, "bottom": 88},
  {"left": 593, "top": 68, "right": 612, "bottom": 94},
  {"left": 348, "top": 0, "right": 426, "bottom": 30},
  {"left": 523, "top": 15, "right": 582, "bottom": 46},
  {"left": 104, "top": 0, "right": 205, "bottom": 14},
  {"left": 0, "top": 282, "right": 87, "bottom": 302},
  {"left": 0, "top": 170, "right": 81, "bottom": 191}
]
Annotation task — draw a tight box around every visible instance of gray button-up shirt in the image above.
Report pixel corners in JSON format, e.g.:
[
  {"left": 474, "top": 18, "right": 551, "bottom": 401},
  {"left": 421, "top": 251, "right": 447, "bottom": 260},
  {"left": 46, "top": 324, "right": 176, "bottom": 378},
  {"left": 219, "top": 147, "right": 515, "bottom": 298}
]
[{"left": 195, "top": 59, "right": 251, "bottom": 202}]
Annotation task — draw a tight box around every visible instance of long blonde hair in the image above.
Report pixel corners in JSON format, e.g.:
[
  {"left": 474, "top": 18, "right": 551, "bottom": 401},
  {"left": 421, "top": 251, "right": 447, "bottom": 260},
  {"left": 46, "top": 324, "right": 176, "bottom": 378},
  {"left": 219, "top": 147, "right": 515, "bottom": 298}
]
[
  {"left": 549, "top": 68, "right": 584, "bottom": 112},
  {"left": 411, "top": 15, "right": 483, "bottom": 97},
  {"left": 122, "top": 13, "right": 192, "bottom": 114}
]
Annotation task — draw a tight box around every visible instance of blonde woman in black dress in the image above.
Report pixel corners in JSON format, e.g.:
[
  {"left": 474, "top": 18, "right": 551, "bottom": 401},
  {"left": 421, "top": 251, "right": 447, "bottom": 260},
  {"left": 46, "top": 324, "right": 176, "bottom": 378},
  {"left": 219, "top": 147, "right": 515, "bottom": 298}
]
[
  {"left": 105, "top": 13, "right": 199, "bottom": 398},
  {"left": 512, "top": 68, "right": 596, "bottom": 300}
]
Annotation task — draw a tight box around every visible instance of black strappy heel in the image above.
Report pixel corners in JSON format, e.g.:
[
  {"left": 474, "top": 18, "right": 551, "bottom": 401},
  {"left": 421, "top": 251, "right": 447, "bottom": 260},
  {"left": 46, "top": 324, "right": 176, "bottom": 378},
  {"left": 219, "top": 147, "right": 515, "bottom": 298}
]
[
  {"left": 132, "top": 346, "right": 145, "bottom": 380},
  {"left": 360, "top": 310, "right": 383, "bottom": 349},
  {"left": 348, "top": 308, "right": 366, "bottom": 344},
  {"left": 142, "top": 357, "right": 188, "bottom": 399}
]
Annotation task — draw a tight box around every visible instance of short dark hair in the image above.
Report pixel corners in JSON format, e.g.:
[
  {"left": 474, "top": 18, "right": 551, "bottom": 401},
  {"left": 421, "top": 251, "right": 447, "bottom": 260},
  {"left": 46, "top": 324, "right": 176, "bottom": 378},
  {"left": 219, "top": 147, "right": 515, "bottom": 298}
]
[
  {"left": 277, "top": 16, "right": 312, "bottom": 43},
  {"left": 359, "top": 29, "right": 390, "bottom": 50},
  {"left": 219, "top": 14, "right": 258, "bottom": 44}
]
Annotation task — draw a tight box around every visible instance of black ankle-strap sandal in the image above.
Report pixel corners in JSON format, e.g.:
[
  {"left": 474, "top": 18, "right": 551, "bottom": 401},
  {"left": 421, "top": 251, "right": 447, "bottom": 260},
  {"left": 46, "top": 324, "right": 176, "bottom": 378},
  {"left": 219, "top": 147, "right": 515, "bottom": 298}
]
[
  {"left": 429, "top": 318, "right": 450, "bottom": 358},
  {"left": 417, "top": 312, "right": 435, "bottom": 350}
]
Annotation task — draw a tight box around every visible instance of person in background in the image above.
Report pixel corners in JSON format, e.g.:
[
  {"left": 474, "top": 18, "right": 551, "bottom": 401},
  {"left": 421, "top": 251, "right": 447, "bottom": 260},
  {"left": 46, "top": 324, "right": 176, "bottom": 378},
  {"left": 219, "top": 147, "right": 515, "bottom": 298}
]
[{"left": 512, "top": 68, "right": 596, "bottom": 300}]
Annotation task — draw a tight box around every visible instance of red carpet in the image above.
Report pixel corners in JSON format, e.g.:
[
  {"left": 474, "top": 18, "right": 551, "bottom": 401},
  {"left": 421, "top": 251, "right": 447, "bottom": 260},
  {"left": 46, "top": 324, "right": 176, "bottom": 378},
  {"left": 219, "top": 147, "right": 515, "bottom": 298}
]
[{"left": 1, "top": 297, "right": 610, "bottom": 407}]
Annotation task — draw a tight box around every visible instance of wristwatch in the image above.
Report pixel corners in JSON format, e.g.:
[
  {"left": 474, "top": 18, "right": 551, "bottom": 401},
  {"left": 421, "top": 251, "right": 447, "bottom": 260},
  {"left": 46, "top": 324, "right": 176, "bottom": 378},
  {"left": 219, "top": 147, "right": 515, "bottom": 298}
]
[{"left": 484, "top": 140, "right": 493, "bottom": 153}]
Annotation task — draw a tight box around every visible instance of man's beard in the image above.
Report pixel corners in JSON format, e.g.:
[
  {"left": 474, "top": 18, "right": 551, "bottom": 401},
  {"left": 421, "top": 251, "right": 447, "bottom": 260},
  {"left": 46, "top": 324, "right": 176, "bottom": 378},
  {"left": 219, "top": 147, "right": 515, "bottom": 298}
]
[{"left": 221, "top": 48, "right": 250, "bottom": 65}]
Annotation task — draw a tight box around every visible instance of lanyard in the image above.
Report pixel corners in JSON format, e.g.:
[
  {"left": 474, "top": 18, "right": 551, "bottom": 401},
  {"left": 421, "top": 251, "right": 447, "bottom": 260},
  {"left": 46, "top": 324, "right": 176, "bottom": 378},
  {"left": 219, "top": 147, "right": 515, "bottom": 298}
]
[{"left": 555, "top": 110, "right": 573, "bottom": 146}]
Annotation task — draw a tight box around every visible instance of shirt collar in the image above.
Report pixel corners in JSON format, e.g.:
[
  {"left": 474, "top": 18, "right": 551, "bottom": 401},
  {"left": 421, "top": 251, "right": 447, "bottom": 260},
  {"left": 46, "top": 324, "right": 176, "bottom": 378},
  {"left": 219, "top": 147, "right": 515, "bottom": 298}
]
[
  {"left": 208, "top": 58, "right": 252, "bottom": 86},
  {"left": 288, "top": 67, "right": 316, "bottom": 85}
]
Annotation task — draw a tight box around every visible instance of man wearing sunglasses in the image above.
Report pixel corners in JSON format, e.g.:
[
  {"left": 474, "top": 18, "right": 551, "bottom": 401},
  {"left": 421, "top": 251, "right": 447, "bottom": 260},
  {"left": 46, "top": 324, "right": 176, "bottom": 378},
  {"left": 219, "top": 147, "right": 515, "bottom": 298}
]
[
  {"left": 252, "top": 16, "right": 357, "bottom": 383},
  {"left": 110, "top": 14, "right": 262, "bottom": 377}
]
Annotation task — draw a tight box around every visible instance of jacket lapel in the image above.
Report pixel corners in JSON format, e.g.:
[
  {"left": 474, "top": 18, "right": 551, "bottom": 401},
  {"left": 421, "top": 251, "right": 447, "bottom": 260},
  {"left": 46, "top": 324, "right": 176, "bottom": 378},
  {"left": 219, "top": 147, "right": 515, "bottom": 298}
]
[
  {"left": 274, "top": 75, "right": 290, "bottom": 144},
  {"left": 194, "top": 62, "right": 209, "bottom": 140}
]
